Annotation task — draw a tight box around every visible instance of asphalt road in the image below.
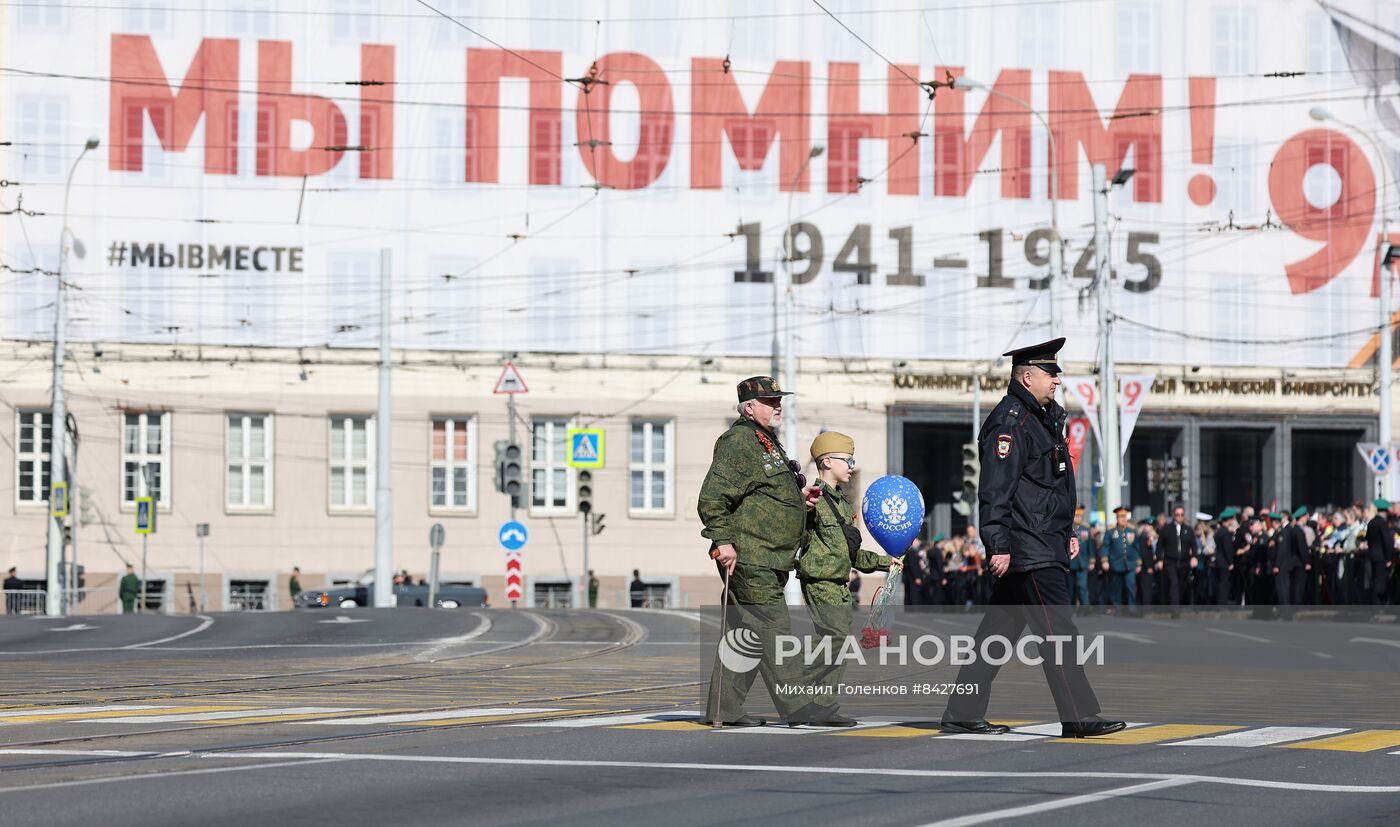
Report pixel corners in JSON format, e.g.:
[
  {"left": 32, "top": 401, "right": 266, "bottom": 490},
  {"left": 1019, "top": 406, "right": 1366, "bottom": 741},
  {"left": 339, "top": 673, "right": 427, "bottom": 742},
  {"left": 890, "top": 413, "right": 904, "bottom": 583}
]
[{"left": 0, "top": 607, "right": 1397, "bottom": 826}]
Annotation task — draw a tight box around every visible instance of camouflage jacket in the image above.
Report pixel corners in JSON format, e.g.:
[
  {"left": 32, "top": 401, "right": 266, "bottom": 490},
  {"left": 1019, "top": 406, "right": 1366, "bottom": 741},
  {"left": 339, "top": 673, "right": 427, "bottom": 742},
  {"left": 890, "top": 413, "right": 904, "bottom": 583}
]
[
  {"left": 698, "top": 419, "right": 807, "bottom": 571},
  {"left": 798, "top": 481, "right": 893, "bottom": 582}
]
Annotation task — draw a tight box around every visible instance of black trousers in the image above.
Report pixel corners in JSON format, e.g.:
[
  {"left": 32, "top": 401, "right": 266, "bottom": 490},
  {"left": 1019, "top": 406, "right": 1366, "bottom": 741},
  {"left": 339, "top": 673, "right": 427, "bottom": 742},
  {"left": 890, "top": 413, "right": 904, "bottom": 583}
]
[
  {"left": 1372, "top": 560, "right": 1390, "bottom": 605},
  {"left": 1215, "top": 568, "right": 1231, "bottom": 605},
  {"left": 944, "top": 566, "right": 1102, "bottom": 724},
  {"left": 1274, "top": 567, "right": 1303, "bottom": 606},
  {"left": 1165, "top": 564, "right": 1189, "bottom": 610}
]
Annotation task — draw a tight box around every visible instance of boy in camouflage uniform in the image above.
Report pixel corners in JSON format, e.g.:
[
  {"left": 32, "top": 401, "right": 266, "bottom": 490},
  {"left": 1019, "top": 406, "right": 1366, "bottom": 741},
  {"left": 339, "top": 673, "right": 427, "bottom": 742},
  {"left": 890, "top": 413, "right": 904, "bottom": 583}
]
[
  {"left": 797, "top": 431, "right": 897, "bottom": 725},
  {"left": 698, "top": 376, "right": 821, "bottom": 727}
]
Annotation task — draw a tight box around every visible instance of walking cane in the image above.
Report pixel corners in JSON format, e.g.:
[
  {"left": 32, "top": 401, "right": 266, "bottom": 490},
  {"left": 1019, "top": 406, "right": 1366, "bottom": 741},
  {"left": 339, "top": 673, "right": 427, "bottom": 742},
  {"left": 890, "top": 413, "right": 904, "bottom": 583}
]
[{"left": 709, "top": 557, "right": 732, "bottom": 731}]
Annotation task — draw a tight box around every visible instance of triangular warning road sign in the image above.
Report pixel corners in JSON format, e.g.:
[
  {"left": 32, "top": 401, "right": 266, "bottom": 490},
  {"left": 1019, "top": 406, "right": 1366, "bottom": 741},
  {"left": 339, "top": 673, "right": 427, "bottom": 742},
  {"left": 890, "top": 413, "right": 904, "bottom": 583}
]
[
  {"left": 493, "top": 360, "right": 529, "bottom": 395},
  {"left": 572, "top": 434, "right": 598, "bottom": 460}
]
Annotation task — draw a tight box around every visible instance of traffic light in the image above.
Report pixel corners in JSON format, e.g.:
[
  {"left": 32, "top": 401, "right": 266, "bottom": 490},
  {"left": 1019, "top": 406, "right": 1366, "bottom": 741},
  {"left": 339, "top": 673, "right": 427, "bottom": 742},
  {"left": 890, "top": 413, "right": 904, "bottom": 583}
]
[
  {"left": 954, "top": 442, "right": 979, "bottom": 516},
  {"left": 501, "top": 442, "right": 525, "bottom": 508},
  {"left": 493, "top": 441, "right": 508, "bottom": 493},
  {"left": 577, "top": 470, "right": 594, "bottom": 515}
]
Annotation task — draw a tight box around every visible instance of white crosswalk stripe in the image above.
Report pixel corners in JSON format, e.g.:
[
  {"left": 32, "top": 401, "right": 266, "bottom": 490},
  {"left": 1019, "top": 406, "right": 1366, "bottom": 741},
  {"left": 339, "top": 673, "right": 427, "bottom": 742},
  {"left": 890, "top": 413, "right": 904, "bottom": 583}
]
[{"left": 1166, "top": 726, "right": 1349, "bottom": 747}]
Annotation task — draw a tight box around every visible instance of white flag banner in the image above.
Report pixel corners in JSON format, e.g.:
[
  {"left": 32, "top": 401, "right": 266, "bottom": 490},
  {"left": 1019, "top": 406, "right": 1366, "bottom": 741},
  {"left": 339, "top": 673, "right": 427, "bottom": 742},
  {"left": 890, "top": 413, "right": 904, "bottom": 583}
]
[
  {"left": 1062, "top": 376, "right": 1105, "bottom": 454},
  {"left": 1118, "top": 374, "right": 1157, "bottom": 459}
]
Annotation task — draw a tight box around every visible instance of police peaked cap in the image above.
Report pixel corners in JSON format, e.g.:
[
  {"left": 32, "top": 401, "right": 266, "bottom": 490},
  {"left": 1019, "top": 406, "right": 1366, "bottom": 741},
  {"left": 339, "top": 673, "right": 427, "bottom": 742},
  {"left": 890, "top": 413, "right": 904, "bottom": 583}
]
[{"left": 1003, "top": 337, "right": 1066, "bottom": 374}]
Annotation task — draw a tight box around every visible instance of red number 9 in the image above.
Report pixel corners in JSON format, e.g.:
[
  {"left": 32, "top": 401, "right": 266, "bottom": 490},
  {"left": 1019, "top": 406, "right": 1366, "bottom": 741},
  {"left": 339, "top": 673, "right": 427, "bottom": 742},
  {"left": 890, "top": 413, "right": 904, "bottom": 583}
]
[{"left": 1268, "top": 128, "right": 1376, "bottom": 295}]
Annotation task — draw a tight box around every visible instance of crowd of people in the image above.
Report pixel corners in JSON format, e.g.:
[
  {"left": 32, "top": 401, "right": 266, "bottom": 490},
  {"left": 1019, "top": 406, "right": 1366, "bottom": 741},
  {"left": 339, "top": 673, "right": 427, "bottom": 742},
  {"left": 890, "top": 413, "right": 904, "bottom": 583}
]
[{"left": 897, "top": 500, "right": 1400, "bottom": 612}]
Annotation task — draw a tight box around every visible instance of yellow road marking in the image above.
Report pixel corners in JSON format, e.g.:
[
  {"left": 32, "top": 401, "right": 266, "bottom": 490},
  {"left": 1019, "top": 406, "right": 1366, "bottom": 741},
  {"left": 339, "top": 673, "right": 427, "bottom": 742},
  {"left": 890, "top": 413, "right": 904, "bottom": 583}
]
[
  {"left": 617, "top": 721, "right": 712, "bottom": 731},
  {"left": 0, "top": 706, "right": 253, "bottom": 724},
  {"left": 1282, "top": 730, "right": 1400, "bottom": 753},
  {"left": 1055, "top": 724, "right": 1241, "bottom": 745},
  {"left": 183, "top": 709, "right": 418, "bottom": 726},
  {"left": 416, "top": 710, "right": 599, "bottom": 727}
]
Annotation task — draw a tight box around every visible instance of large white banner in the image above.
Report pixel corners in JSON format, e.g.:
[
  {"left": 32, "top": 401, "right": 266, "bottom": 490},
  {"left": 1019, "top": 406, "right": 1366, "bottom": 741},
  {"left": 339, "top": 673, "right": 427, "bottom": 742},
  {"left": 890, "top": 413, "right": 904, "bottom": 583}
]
[
  {"left": 1117, "top": 373, "right": 1156, "bottom": 458},
  {"left": 0, "top": 0, "right": 1392, "bottom": 367}
]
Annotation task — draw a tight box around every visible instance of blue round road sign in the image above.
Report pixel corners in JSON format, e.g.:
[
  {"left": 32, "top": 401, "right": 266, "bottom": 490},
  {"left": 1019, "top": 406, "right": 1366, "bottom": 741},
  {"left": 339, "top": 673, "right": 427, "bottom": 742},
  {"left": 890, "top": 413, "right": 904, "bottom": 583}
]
[{"left": 499, "top": 521, "right": 528, "bottom": 550}]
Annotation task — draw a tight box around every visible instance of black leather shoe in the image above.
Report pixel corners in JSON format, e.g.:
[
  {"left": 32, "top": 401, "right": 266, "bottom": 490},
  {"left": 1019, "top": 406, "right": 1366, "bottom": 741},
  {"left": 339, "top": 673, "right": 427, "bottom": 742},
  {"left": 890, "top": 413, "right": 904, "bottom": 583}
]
[
  {"left": 938, "top": 719, "right": 1011, "bottom": 735},
  {"left": 1061, "top": 717, "right": 1127, "bottom": 738},
  {"left": 704, "top": 714, "right": 766, "bottom": 727},
  {"left": 787, "top": 704, "right": 858, "bottom": 727}
]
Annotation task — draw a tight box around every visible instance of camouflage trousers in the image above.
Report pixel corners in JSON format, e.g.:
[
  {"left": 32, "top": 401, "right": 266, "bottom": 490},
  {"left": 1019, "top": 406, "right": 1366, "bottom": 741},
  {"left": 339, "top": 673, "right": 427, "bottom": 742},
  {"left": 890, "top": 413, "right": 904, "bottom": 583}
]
[
  {"left": 705, "top": 563, "right": 807, "bottom": 722},
  {"left": 799, "top": 579, "right": 855, "bottom": 709}
]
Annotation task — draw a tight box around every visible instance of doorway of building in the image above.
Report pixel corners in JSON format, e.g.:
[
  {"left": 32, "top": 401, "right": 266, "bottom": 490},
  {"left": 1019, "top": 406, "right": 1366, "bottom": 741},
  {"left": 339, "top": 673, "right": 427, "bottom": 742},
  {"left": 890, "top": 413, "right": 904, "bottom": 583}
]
[
  {"left": 902, "top": 422, "right": 971, "bottom": 540},
  {"left": 1200, "top": 428, "right": 1272, "bottom": 513},
  {"left": 1126, "top": 427, "right": 1182, "bottom": 515},
  {"left": 1291, "top": 428, "right": 1364, "bottom": 509}
]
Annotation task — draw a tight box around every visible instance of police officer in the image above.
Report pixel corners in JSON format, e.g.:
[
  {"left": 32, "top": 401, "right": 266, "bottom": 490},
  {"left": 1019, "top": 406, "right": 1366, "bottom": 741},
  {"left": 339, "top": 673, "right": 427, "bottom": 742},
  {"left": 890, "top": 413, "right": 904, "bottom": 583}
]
[
  {"left": 1159, "top": 505, "right": 1196, "bottom": 618},
  {"left": 1272, "top": 508, "right": 1309, "bottom": 613},
  {"left": 940, "top": 338, "right": 1125, "bottom": 738},
  {"left": 1068, "top": 507, "right": 1091, "bottom": 610},
  {"left": 1213, "top": 508, "right": 1238, "bottom": 605},
  {"left": 1366, "top": 499, "right": 1393, "bottom": 606},
  {"left": 699, "top": 376, "right": 821, "bottom": 727},
  {"left": 1101, "top": 508, "right": 1136, "bottom": 612}
]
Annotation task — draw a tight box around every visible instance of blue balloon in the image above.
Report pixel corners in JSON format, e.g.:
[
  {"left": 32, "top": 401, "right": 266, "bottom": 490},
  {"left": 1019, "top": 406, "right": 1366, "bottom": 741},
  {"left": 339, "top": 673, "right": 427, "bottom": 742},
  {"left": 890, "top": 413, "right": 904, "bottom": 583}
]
[{"left": 860, "top": 475, "right": 926, "bottom": 558}]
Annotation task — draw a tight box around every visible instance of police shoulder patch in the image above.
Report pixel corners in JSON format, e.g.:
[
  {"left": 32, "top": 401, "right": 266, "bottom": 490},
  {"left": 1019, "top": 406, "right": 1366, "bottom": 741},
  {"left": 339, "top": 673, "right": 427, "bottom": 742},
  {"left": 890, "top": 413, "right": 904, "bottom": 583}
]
[{"left": 995, "top": 434, "right": 1013, "bottom": 459}]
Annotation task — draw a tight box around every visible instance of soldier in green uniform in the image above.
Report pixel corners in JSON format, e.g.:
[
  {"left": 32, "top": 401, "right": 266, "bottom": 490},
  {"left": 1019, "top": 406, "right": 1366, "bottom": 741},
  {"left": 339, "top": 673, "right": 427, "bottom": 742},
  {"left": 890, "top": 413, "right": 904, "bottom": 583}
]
[
  {"left": 119, "top": 563, "right": 140, "bottom": 614},
  {"left": 289, "top": 566, "right": 302, "bottom": 608},
  {"left": 699, "top": 376, "right": 821, "bottom": 727},
  {"left": 1068, "top": 506, "right": 1091, "bottom": 609},
  {"left": 1100, "top": 507, "right": 1137, "bottom": 611},
  {"left": 587, "top": 570, "right": 600, "bottom": 608},
  {"left": 796, "top": 431, "right": 897, "bottom": 725}
]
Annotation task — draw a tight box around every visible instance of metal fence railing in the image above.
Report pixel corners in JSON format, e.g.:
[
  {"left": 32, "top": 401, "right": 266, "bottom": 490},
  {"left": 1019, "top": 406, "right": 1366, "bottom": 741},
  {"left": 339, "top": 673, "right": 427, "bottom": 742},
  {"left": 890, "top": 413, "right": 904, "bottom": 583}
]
[
  {"left": 2, "top": 589, "right": 48, "bottom": 615},
  {"left": 4, "top": 588, "right": 140, "bottom": 616}
]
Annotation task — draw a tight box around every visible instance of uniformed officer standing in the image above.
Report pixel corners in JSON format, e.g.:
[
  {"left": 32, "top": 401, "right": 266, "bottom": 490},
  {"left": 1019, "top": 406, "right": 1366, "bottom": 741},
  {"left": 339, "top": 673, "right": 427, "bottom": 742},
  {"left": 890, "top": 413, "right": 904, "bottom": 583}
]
[
  {"left": 1101, "top": 508, "right": 1136, "bottom": 612},
  {"left": 796, "top": 431, "right": 896, "bottom": 725},
  {"left": 1271, "top": 508, "right": 1309, "bottom": 612},
  {"left": 1232, "top": 512, "right": 1255, "bottom": 605},
  {"left": 1068, "top": 507, "right": 1091, "bottom": 610},
  {"left": 1365, "top": 499, "right": 1393, "bottom": 606},
  {"left": 940, "top": 338, "right": 1125, "bottom": 738},
  {"left": 1134, "top": 519, "right": 1155, "bottom": 609},
  {"left": 119, "top": 564, "right": 140, "bottom": 614},
  {"left": 699, "top": 376, "right": 821, "bottom": 727},
  {"left": 1159, "top": 506, "right": 1197, "bottom": 617},
  {"left": 1213, "top": 508, "right": 1238, "bottom": 605}
]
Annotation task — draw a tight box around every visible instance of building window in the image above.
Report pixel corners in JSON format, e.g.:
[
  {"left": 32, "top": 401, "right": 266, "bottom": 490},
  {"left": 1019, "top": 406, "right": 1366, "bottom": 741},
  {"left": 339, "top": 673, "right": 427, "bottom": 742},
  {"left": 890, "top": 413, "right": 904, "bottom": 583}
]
[
  {"left": 1115, "top": 2, "right": 1160, "bottom": 74},
  {"left": 431, "top": 0, "right": 475, "bottom": 46},
  {"left": 530, "top": 417, "right": 573, "bottom": 512},
  {"left": 431, "top": 416, "right": 476, "bottom": 510},
  {"left": 629, "top": 419, "right": 673, "bottom": 514},
  {"left": 1305, "top": 11, "right": 1345, "bottom": 78},
  {"left": 329, "top": 415, "right": 373, "bottom": 510},
  {"left": 433, "top": 112, "right": 465, "bottom": 183},
  {"left": 228, "top": 0, "right": 273, "bottom": 36},
  {"left": 920, "top": 6, "right": 967, "bottom": 67},
  {"left": 330, "top": 0, "right": 375, "bottom": 40},
  {"left": 19, "top": 0, "right": 65, "bottom": 29},
  {"left": 1213, "top": 6, "right": 1257, "bottom": 76},
  {"left": 124, "top": 1, "right": 172, "bottom": 34},
  {"left": 1213, "top": 141, "right": 1255, "bottom": 216},
  {"left": 327, "top": 253, "right": 375, "bottom": 346},
  {"left": 1017, "top": 4, "right": 1062, "bottom": 69},
  {"left": 16, "top": 411, "right": 52, "bottom": 505},
  {"left": 122, "top": 265, "right": 172, "bottom": 342},
  {"left": 122, "top": 411, "right": 170, "bottom": 507},
  {"left": 227, "top": 413, "right": 273, "bottom": 510},
  {"left": 17, "top": 96, "right": 66, "bottom": 179}
]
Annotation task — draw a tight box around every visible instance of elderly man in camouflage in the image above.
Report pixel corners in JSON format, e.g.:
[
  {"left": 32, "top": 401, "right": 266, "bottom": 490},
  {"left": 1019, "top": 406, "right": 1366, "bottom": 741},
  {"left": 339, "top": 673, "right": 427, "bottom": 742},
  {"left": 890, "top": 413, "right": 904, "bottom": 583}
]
[{"left": 699, "top": 376, "right": 822, "bottom": 727}]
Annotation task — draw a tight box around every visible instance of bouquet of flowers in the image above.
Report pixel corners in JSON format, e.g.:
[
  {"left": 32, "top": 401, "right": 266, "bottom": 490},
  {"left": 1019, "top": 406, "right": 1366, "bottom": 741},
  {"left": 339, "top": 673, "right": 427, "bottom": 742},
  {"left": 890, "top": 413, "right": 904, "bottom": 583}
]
[{"left": 859, "top": 560, "right": 901, "bottom": 649}]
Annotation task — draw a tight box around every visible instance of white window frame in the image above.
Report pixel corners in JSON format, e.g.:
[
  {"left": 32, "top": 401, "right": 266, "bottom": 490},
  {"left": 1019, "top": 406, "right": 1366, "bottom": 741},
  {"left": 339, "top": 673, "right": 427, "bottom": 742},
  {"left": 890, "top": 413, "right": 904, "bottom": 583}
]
[
  {"left": 17, "top": 96, "right": 67, "bottom": 180},
  {"left": 530, "top": 417, "right": 575, "bottom": 515},
  {"left": 1212, "top": 6, "right": 1257, "bottom": 76},
  {"left": 1114, "top": 1, "right": 1159, "bottom": 75},
  {"left": 228, "top": 0, "right": 274, "bottom": 36},
  {"left": 15, "top": 410, "right": 52, "bottom": 507},
  {"left": 329, "top": 0, "right": 375, "bottom": 41},
  {"left": 121, "top": 411, "right": 171, "bottom": 509},
  {"left": 226, "top": 413, "right": 274, "bottom": 512},
  {"left": 328, "top": 414, "right": 375, "bottom": 513},
  {"left": 429, "top": 415, "right": 477, "bottom": 514},
  {"left": 19, "top": 0, "right": 66, "bottom": 30},
  {"left": 124, "top": 0, "right": 173, "bottom": 34},
  {"left": 629, "top": 419, "right": 675, "bottom": 517}
]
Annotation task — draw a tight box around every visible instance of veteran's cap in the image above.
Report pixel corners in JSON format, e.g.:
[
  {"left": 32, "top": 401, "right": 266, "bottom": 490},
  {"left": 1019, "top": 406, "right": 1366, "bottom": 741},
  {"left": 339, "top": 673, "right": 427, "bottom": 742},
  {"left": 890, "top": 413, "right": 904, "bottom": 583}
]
[
  {"left": 1003, "top": 337, "right": 1066, "bottom": 375},
  {"left": 736, "top": 375, "right": 793, "bottom": 402},
  {"left": 1376, "top": 498, "right": 1393, "bottom": 510},
  {"left": 1292, "top": 505, "right": 1309, "bottom": 519},
  {"left": 1113, "top": 505, "right": 1131, "bottom": 515},
  {"left": 1218, "top": 506, "right": 1238, "bottom": 520}
]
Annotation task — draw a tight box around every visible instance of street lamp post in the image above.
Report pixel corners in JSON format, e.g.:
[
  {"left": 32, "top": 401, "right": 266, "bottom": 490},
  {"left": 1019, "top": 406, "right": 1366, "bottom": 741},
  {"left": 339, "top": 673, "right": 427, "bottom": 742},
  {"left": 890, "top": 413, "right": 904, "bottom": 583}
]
[
  {"left": 954, "top": 77, "right": 1063, "bottom": 340},
  {"left": 45, "top": 137, "right": 99, "bottom": 617},
  {"left": 1311, "top": 108, "right": 1392, "bottom": 494}
]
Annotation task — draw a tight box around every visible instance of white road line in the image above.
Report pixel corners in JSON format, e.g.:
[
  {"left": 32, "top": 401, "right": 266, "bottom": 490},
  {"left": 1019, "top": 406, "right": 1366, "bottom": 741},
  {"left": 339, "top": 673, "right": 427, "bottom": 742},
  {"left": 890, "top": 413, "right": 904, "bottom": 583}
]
[
  {"left": 412, "top": 612, "right": 494, "bottom": 662},
  {"left": 510, "top": 712, "right": 704, "bottom": 728},
  {"left": 0, "top": 749, "right": 159, "bottom": 758},
  {"left": 1167, "top": 726, "right": 1348, "bottom": 747},
  {"left": 1312, "top": 652, "right": 1333, "bottom": 659},
  {"left": 0, "top": 758, "right": 346, "bottom": 794},
  {"left": 185, "top": 753, "right": 1400, "bottom": 793},
  {"left": 1351, "top": 637, "right": 1400, "bottom": 650},
  {"left": 293, "top": 708, "right": 560, "bottom": 725},
  {"left": 917, "top": 778, "right": 1197, "bottom": 827},
  {"left": 122, "top": 615, "right": 215, "bottom": 649},
  {"left": 0, "top": 705, "right": 175, "bottom": 718},
  {"left": 85, "top": 707, "right": 360, "bottom": 724},
  {"left": 1208, "top": 628, "right": 1272, "bottom": 644}
]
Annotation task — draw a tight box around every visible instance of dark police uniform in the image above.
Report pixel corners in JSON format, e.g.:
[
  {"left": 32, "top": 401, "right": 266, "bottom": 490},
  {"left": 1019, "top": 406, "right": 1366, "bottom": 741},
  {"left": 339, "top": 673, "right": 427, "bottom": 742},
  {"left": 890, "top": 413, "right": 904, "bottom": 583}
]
[
  {"left": 1271, "top": 512, "right": 1308, "bottom": 608},
  {"left": 943, "top": 338, "right": 1110, "bottom": 729},
  {"left": 1212, "top": 509, "right": 1237, "bottom": 606},
  {"left": 1365, "top": 503, "right": 1392, "bottom": 606}
]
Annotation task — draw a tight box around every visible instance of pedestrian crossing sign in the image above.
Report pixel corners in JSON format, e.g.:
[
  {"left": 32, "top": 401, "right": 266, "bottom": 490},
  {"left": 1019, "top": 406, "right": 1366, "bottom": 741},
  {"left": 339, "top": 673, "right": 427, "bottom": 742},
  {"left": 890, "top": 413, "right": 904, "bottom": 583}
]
[
  {"left": 50, "top": 481, "right": 68, "bottom": 518},
  {"left": 135, "top": 496, "right": 155, "bottom": 535},
  {"left": 566, "top": 428, "right": 605, "bottom": 469}
]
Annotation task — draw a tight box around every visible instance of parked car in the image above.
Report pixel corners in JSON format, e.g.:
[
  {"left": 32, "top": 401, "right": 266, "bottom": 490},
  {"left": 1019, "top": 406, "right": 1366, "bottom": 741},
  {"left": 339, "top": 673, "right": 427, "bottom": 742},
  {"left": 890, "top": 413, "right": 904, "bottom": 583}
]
[{"left": 298, "top": 582, "right": 487, "bottom": 609}]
